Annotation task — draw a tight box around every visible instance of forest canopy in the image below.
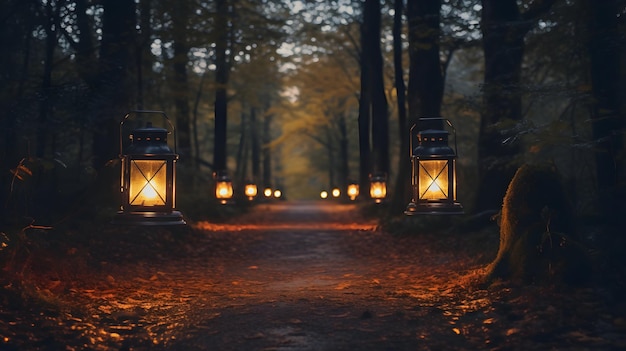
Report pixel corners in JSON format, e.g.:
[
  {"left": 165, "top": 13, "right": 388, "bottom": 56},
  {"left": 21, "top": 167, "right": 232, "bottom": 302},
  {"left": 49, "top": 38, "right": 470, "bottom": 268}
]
[{"left": 0, "top": 0, "right": 623, "bottom": 234}]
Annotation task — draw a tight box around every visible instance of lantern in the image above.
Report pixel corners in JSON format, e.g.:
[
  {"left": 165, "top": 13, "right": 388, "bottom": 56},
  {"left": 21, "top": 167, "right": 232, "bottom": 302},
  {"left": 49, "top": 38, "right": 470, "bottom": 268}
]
[
  {"left": 264, "top": 187, "right": 273, "bottom": 198},
  {"left": 331, "top": 187, "right": 341, "bottom": 198},
  {"left": 347, "top": 182, "right": 359, "bottom": 201},
  {"left": 115, "top": 111, "right": 185, "bottom": 225},
  {"left": 405, "top": 118, "right": 463, "bottom": 215},
  {"left": 369, "top": 173, "right": 387, "bottom": 203},
  {"left": 273, "top": 189, "right": 282, "bottom": 198},
  {"left": 320, "top": 190, "right": 329, "bottom": 199},
  {"left": 244, "top": 181, "right": 258, "bottom": 201},
  {"left": 214, "top": 170, "right": 233, "bottom": 204}
]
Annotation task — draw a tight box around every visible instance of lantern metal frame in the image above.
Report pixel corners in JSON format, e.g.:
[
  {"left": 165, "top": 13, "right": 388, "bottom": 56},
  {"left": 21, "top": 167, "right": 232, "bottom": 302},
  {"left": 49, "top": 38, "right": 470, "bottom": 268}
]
[
  {"left": 114, "top": 110, "right": 185, "bottom": 225},
  {"left": 244, "top": 180, "right": 258, "bottom": 201},
  {"left": 405, "top": 118, "right": 463, "bottom": 215},
  {"left": 214, "top": 170, "right": 234, "bottom": 204},
  {"left": 369, "top": 173, "right": 387, "bottom": 203},
  {"left": 347, "top": 182, "right": 359, "bottom": 201}
]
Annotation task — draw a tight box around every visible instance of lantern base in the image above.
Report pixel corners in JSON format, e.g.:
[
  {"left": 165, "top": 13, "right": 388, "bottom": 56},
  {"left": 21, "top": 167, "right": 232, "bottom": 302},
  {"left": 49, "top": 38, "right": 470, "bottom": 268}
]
[
  {"left": 404, "top": 201, "right": 464, "bottom": 215},
  {"left": 113, "top": 210, "right": 186, "bottom": 226}
]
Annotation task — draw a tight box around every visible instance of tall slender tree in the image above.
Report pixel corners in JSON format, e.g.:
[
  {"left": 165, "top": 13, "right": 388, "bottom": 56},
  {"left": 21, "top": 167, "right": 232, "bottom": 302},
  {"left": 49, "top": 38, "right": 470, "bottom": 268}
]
[
  {"left": 93, "top": 0, "right": 136, "bottom": 169},
  {"left": 171, "top": 0, "right": 192, "bottom": 165},
  {"left": 391, "top": 0, "right": 409, "bottom": 212},
  {"left": 585, "top": 0, "right": 624, "bottom": 242},
  {"left": 407, "top": 0, "right": 444, "bottom": 129},
  {"left": 359, "top": 0, "right": 389, "bottom": 195},
  {"left": 212, "top": 0, "right": 230, "bottom": 172},
  {"left": 357, "top": 3, "right": 372, "bottom": 196},
  {"left": 474, "top": 0, "right": 555, "bottom": 214}
]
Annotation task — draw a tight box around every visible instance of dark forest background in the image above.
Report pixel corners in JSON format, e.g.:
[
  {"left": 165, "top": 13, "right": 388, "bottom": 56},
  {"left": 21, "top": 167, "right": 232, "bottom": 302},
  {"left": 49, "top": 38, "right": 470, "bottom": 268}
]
[{"left": 0, "top": 0, "right": 624, "bottom": 258}]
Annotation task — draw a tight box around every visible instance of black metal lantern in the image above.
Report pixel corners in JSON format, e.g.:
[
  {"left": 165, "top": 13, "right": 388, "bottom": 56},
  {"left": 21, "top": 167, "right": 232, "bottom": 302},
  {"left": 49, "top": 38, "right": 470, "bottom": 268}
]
[
  {"left": 244, "top": 180, "right": 257, "bottom": 201},
  {"left": 115, "top": 111, "right": 185, "bottom": 225},
  {"left": 369, "top": 173, "right": 387, "bottom": 203},
  {"left": 405, "top": 118, "right": 463, "bottom": 215},
  {"left": 347, "top": 182, "right": 359, "bottom": 201},
  {"left": 214, "top": 170, "right": 234, "bottom": 204}
]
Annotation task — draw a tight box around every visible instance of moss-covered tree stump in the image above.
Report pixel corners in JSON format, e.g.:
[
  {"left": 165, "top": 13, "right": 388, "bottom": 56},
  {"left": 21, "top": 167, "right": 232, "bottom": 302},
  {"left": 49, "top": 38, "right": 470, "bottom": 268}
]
[{"left": 486, "top": 163, "right": 591, "bottom": 285}]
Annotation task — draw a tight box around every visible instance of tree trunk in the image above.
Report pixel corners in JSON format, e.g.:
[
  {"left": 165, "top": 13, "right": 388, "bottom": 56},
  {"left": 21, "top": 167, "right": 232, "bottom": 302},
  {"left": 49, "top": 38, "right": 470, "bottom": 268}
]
[
  {"left": 474, "top": 0, "right": 555, "bottom": 214},
  {"left": 136, "top": 0, "right": 153, "bottom": 110},
  {"left": 358, "top": 2, "right": 372, "bottom": 198},
  {"left": 235, "top": 110, "right": 248, "bottom": 183},
  {"left": 36, "top": 0, "right": 58, "bottom": 159},
  {"left": 338, "top": 111, "right": 349, "bottom": 200},
  {"left": 486, "top": 163, "right": 590, "bottom": 285},
  {"left": 391, "top": 0, "right": 410, "bottom": 212},
  {"left": 93, "top": 0, "right": 135, "bottom": 169},
  {"left": 172, "top": 1, "right": 192, "bottom": 163},
  {"left": 251, "top": 107, "right": 261, "bottom": 183},
  {"left": 407, "top": 0, "right": 444, "bottom": 129},
  {"left": 192, "top": 71, "right": 208, "bottom": 172},
  {"left": 585, "top": 0, "right": 624, "bottom": 245},
  {"left": 326, "top": 129, "right": 336, "bottom": 190},
  {"left": 365, "top": 0, "right": 390, "bottom": 177},
  {"left": 213, "top": 0, "right": 230, "bottom": 171},
  {"left": 393, "top": 0, "right": 446, "bottom": 212},
  {"left": 262, "top": 113, "right": 273, "bottom": 190},
  {"left": 75, "top": 0, "right": 97, "bottom": 88}
]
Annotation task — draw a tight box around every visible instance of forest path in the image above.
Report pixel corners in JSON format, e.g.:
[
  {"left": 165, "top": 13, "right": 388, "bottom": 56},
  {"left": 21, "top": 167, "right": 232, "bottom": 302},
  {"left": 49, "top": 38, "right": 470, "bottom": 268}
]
[{"left": 1, "top": 201, "right": 624, "bottom": 350}]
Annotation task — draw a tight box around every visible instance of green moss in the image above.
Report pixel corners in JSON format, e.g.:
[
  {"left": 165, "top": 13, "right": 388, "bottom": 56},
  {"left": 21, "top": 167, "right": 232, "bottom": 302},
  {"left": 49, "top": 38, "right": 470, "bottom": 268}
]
[{"left": 486, "top": 163, "right": 591, "bottom": 286}]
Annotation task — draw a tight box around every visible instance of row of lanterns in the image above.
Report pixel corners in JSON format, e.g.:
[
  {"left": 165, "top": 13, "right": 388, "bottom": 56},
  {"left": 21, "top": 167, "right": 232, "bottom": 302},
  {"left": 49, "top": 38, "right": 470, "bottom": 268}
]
[
  {"left": 113, "top": 112, "right": 462, "bottom": 226},
  {"left": 320, "top": 183, "right": 360, "bottom": 200},
  {"left": 319, "top": 174, "right": 386, "bottom": 203},
  {"left": 215, "top": 172, "right": 284, "bottom": 204}
]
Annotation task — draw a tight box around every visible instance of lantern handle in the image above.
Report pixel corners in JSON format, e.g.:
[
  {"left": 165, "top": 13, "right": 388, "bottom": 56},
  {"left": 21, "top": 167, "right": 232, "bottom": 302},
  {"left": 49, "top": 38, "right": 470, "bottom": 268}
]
[
  {"left": 409, "top": 124, "right": 416, "bottom": 159},
  {"left": 119, "top": 110, "right": 177, "bottom": 155},
  {"left": 412, "top": 117, "right": 458, "bottom": 157}
]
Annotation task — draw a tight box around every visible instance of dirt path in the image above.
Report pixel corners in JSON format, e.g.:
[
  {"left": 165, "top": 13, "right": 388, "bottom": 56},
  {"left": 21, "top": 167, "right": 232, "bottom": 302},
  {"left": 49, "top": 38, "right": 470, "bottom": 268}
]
[{"left": 2, "top": 201, "right": 625, "bottom": 350}]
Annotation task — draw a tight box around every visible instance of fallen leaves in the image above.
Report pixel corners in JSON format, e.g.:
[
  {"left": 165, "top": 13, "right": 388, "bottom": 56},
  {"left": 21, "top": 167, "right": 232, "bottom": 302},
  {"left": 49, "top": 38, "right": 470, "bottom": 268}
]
[{"left": 1, "top": 202, "right": 625, "bottom": 350}]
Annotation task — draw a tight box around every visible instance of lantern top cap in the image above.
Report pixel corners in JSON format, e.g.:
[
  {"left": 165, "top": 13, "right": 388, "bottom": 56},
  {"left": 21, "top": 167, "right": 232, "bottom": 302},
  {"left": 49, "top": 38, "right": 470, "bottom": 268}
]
[
  {"left": 417, "top": 129, "right": 449, "bottom": 136},
  {"left": 369, "top": 172, "right": 387, "bottom": 181},
  {"left": 132, "top": 121, "right": 168, "bottom": 134},
  {"left": 131, "top": 122, "right": 169, "bottom": 142},
  {"left": 214, "top": 170, "right": 231, "bottom": 181}
]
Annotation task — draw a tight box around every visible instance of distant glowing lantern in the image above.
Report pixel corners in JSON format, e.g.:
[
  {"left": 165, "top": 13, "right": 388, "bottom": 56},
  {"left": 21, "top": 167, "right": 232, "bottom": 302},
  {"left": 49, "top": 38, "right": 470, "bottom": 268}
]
[
  {"left": 244, "top": 181, "right": 258, "bottom": 200},
  {"left": 331, "top": 187, "right": 341, "bottom": 198},
  {"left": 273, "top": 189, "right": 282, "bottom": 198},
  {"left": 369, "top": 173, "right": 387, "bottom": 203},
  {"left": 405, "top": 119, "right": 463, "bottom": 215},
  {"left": 214, "top": 170, "right": 233, "bottom": 204},
  {"left": 320, "top": 190, "right": 328, "bottom": 199},
  {"left": 347, "top": 182, "right": 359, "bottom": 201},
  {"left": 115, "top": 111, "right": 185, "bottom": 225},
  {"left": 264, "top": 187, "right": 273, "bottom": 198}
]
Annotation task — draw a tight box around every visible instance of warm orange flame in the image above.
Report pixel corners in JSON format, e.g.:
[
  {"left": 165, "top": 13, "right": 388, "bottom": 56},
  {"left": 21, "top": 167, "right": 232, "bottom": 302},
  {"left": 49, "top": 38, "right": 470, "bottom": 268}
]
[
  {"left": 418, "top": 160, "right": 449, "bottom": 200},
  {"left": 129, "top": 160, "right": 166, "bottom": 206},
  {"left": 216, "top": 181, "right": 233, "bottom": 199},
  {"left": 347, "top": 184, "right": 359, "bottom": 200}
]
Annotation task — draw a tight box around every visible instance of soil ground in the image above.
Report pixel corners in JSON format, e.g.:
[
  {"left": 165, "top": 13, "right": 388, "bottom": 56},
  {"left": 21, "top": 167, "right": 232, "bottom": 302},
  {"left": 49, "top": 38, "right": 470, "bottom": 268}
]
[{"left": 1, "top": 201, "right": 625, "bottom": 350}]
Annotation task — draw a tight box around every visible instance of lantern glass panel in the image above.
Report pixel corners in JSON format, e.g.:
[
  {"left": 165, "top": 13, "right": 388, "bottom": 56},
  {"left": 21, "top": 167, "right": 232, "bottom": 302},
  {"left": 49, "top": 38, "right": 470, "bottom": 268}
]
[
  {"left": 216, "top": 181, "right": 233, "bottom": 199},
  {"left": 370, "top": 181, "right": 386, "bottom": 199},
  {"left": 347, "top": 184, "right": 359, "bottom": 199},
  {"left": 418, "top": 159, "right": 449, "bottom": 200},
  {"left": 245, "top": 184, "right": 257, "bottom": 198},
  {"left": 129, "top": 160, "right": 167, "bottom": 206}
]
